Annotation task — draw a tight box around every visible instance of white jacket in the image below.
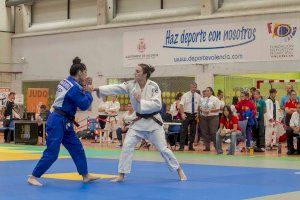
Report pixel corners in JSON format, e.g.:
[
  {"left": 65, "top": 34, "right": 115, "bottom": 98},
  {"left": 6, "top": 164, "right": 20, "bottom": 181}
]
[{"left": 265, "top": 98, "right": 281, "bottom": 122}]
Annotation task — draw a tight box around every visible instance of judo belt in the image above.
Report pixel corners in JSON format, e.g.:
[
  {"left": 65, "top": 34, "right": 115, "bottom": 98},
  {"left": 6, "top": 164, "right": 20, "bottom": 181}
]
[
  {"left": 135, "top": 112, "right": 163, "bottom": 126},
  {"left": 53, "top": 109, "right": 80, "bottom": 127}
]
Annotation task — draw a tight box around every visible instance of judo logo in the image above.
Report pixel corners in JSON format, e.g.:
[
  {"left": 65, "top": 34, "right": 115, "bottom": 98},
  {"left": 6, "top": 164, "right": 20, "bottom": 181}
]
[
  {"left": 267, "top": 23, "right": 297, "bottom": 42},
  {"left": 137, "top": 38, "right": 146, "bottom": 53}
]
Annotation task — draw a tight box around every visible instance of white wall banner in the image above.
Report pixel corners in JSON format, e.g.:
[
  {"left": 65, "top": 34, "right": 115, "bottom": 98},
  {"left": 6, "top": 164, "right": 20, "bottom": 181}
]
[{"left": 123, "top": 19, "right": 298, "bottom": 67}]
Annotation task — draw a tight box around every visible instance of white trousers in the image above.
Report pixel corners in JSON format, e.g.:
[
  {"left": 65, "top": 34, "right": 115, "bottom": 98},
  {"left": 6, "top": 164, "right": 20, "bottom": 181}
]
[
  {"left": 265, "top": 122, "right": 277, "bottom": 147},
  {"left": 118, "top": 127, "right": 180, "bottom": 173}
]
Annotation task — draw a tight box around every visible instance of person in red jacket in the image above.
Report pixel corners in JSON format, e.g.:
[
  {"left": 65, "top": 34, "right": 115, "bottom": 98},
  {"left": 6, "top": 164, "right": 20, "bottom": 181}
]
[{"left": 235, "top": 90, "right": 257, "bottom": 147}]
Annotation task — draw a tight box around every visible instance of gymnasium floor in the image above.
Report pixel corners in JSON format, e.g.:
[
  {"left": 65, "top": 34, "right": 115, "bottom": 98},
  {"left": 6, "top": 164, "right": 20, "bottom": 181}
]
[{"left": 1, "top": 141, "right": 300, "bottom": 200}]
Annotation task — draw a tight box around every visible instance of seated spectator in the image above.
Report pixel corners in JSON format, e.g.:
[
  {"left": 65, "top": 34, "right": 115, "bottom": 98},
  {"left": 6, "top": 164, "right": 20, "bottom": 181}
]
[
  {"left": 286, "top": 102, "right": 300, "bottom": 155},
  {"left": 216, "top": 105, "right": 242, "bottom": 155},
  {"left": 116, "top": 103, "right": 136, "bottom": 147}
]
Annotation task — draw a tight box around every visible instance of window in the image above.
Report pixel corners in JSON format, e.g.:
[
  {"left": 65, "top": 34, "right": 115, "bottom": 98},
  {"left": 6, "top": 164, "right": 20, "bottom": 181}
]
[
  {"left": 70, "top": 0, "right": 97, "bottom": 19},
  {"left": 163, "top": 0, "right": 201, "bottom": 9},
  {"left": 32, "top": 0, "right": 68, "bottom": 23},
  {"left": 117, "top": 0, "right": 161, "bottom": 14}
]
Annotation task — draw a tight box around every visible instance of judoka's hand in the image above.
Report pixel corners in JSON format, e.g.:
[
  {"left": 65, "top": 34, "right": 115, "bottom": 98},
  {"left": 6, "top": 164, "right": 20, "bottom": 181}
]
[
  {"left": 84, "top": 85, "right": 94, "bottom": 93},
  {"left": 133, "top": 92, "right": 141, "bottom": 102}
]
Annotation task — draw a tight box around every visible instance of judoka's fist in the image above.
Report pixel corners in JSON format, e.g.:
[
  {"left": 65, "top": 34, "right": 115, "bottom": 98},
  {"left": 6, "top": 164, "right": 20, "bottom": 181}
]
[
  {"left": 84, "top": 85, "right": 94, "bottom": 93},
  {"left": 83, "top": 77, "right": 93, "bottom": 85}
]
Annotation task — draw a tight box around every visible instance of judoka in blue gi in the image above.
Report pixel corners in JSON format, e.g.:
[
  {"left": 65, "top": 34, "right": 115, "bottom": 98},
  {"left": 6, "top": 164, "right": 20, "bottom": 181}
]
[{"left": 28, "top": 57, "right": 98, "bottom": 186}]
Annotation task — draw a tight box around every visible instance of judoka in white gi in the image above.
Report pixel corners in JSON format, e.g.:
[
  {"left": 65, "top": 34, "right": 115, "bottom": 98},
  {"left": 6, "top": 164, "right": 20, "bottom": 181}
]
[{"left": 95, "top": 64, "right": 187, "bottom": 182}]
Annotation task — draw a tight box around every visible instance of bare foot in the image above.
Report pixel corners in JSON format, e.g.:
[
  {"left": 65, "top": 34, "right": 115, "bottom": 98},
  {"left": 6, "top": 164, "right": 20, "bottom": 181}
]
[
  {"left": 28, "top": 176, "right": 43, "bottom": 186},
  {"left": 177, "top": 167, "right": 187, "bottom": 181},
  {"left": 82, "top": 174, "right": 99, "bottom": 183},
  {"left": 111, "top": 173, "right": 125, "bottom": 182}
]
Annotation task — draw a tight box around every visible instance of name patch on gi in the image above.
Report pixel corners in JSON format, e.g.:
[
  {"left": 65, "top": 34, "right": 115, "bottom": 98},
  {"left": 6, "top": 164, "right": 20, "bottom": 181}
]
[{"left": 59, "top": 80, "right": 72, "bottom": 91}]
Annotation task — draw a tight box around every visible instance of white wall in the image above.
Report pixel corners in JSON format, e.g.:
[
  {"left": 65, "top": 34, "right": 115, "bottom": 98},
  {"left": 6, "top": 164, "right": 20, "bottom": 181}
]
[{"left": 11, "top": 11, "right": 300, "bottom": 118}]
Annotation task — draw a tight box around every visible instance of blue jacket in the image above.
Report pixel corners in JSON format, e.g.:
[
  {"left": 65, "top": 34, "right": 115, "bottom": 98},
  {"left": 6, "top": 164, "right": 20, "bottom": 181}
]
[{"left": 52, "top": 76, "right": 93, "bottom": 117}]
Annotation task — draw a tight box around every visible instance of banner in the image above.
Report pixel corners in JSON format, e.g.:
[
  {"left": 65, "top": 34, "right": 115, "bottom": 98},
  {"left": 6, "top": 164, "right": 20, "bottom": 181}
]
[
  {"left": 27, "top": 88, "right": 49, "bottom": 113},
  {"left": 123, "top": 18, "right": 299, "bottom": 67}
]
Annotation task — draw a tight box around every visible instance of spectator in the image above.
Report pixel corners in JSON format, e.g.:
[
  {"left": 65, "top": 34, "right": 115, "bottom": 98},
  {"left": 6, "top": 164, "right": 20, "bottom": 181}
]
[
  {"left": 217, "top": 89, "right": 225, "bottom": 119},
  {"left": 116, "top": 103, "right": 136, "bottom": 147},
  {"left": 179, "top": 82, "right": 202, "bottom": 151},
  {"left": 280, "top": 84, "right": 299, "bottom": 110},
  {"left": 253, "top": 90, "right": 266, "bottom": 152},
  {"left": 216, "top": 105, "right": 242, "bottom": 155},
  {"left": 170, "top": 93, "right": 183, "bottom": 120},
  {"left": 200, "top": 87, "right": 220, "bottom": 151},
  {"left": 3, "top": 92, "right": 16, "bottom": 143},
  {"left": 284, "top": 90, "right": 299, "bottom": 126},
  {"left": 231, "top": 96, "right": 239, "bottom": 116},
  {"left": 250, "top": 87, "right": 256, "bottom": 101},
  {"left": 36, "top": 104, "right": 50, "bottom": 145},
  {"left": 235, "top": 90, "right": 257, "bottom": 147},
  {"left": 286, "top": 102, "right": 300, "bottom": 155},
  {"left": 97, "top": 96, "right": 108, "bottom": 142},
  {"left": 105, "top": 95, "right": 120, "bottom": 142},
  {"left": 265, "top": 89, "right": 281, "bottom": 150}
]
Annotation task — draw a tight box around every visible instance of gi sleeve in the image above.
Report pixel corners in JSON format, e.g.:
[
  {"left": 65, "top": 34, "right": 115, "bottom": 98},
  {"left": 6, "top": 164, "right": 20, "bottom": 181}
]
[{"left": 96, "top": 82, "right": 129, "bottom": 98}]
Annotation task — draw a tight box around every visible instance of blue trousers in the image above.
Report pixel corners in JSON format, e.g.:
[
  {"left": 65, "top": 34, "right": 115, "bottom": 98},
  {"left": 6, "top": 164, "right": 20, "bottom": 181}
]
[{"left": 32, "top": 112, "right": 88, "bottom": 178}]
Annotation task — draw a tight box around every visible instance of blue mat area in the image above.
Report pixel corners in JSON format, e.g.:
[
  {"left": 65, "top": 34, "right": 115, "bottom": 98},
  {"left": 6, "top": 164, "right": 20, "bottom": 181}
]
[{"left": 1, "top": 158, "right": 300, "bottom": 200}]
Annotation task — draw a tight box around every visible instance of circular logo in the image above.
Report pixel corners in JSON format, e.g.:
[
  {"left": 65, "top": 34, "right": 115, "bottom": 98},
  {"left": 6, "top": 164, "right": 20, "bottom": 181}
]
[{"left": 274, "top": 24, "right": 292, "bottom": 37}]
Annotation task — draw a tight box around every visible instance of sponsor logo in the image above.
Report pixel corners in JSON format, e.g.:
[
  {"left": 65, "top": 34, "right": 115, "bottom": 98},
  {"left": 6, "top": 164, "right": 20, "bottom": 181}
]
[{"left": 267, "top": 23, "right": 297, "bottom": 42}]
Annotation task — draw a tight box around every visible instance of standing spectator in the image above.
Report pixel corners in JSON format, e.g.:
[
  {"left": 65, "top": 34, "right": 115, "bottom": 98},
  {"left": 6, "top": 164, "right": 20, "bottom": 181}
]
[
  {"left": 36, "top": 104, "right": 50, "bottom": 145},
  {"left": 280, "top": 84, "right": 298, "bottom": 110},
  {"left": 3, "top": 92, "right": 16, "bottom": 143},
  {"left": 217, "top": 90, "right": 225, "bottom": 119},
  {"left": 116, "top": 103, "right": 136, "bottom": 147},
  {"left": 284, "top": 90, "right": 299, "bottom": 126},
  {"left": 253, "top": 90, "right": 266, "bottom": 152},
  {"left": 235, "top": 90, "right": 257, "bottom": 147},
  {"left": 200, "top": 87, "right": 220, "bottom": 151},
  {"left": 231, "top": 96, "right": 239, "bottom": 116},
  {"left": 105, "top": 95, "right": 120, "bottom": 142},
  {"left": 97, "top": 96, "right": 108, "bottom": 142},
  {"left": 216, "top": 105, "right": 242, "bottom": 155},
  {"left": 250, "top": 87, "right": 256, "bottom": 101},
  {"left": 179, "top": 82, "right": 202, "bottom": 151},
  {"left": 265, "top": 89, "right": 280, "bottom": 150},
  {"left": 286, "top": 102, "right": 300, "bottom": 155}
]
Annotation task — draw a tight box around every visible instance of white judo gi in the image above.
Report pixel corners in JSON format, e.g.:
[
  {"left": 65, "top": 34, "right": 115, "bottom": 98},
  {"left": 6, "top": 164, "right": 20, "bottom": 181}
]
[
  {"left": 265, "top": 98, "right": 281, "bottom": 147},
  {"left": 97, "top": 80, "right": 180, "bottom": 173}
]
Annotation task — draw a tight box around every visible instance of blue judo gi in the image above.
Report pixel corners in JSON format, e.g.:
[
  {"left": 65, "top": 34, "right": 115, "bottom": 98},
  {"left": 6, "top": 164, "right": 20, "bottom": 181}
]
[{"left": 32, "top": 76, "right": 93, "bottom": 178}]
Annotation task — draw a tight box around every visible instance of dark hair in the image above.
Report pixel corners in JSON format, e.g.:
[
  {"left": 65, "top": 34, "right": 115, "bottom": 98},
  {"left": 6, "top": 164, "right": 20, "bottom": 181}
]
[
  {"left": 250, "top": 87, "right": 256, "bottom": 92},
  {"left": 217, "top": 89, "right": 223, "bottom": 96},
  {"left": 232, "top": 96, "right": 239, "bottom": 105},
  {"left": 176, "top": 92, "right": 183, "bottom": 100},
  {"left": 254, "top": 89, "right": 261, "bottom": 95},
  {"left": 269, "top": 88, "right": 277, "bottom": 94},
  {"left": 8, "top": 92, "right": 15, "bottom": 96},
  {"left": 195, "top": 90, "right": 201, "bottom": 95},
  {"left": 290, "top": 89, "right": 296, "bottom": 94},
  {"left": 70, "top": 57, "right": 86, "bottom": 76},
  {"left": 206, "top": 87, "right": 215, "bottom": 96},
  {"left": 222, "top": 105, "right": 233, "bottom": 120},
  {"left": 191, "top": 82, "right": 197, "bottom": 87},
  {"left": 40, "top": 104, "right": 47, "bottom": 110},
  {"left": 138, "top": 63, "right": 155, "bottom": 79}
]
